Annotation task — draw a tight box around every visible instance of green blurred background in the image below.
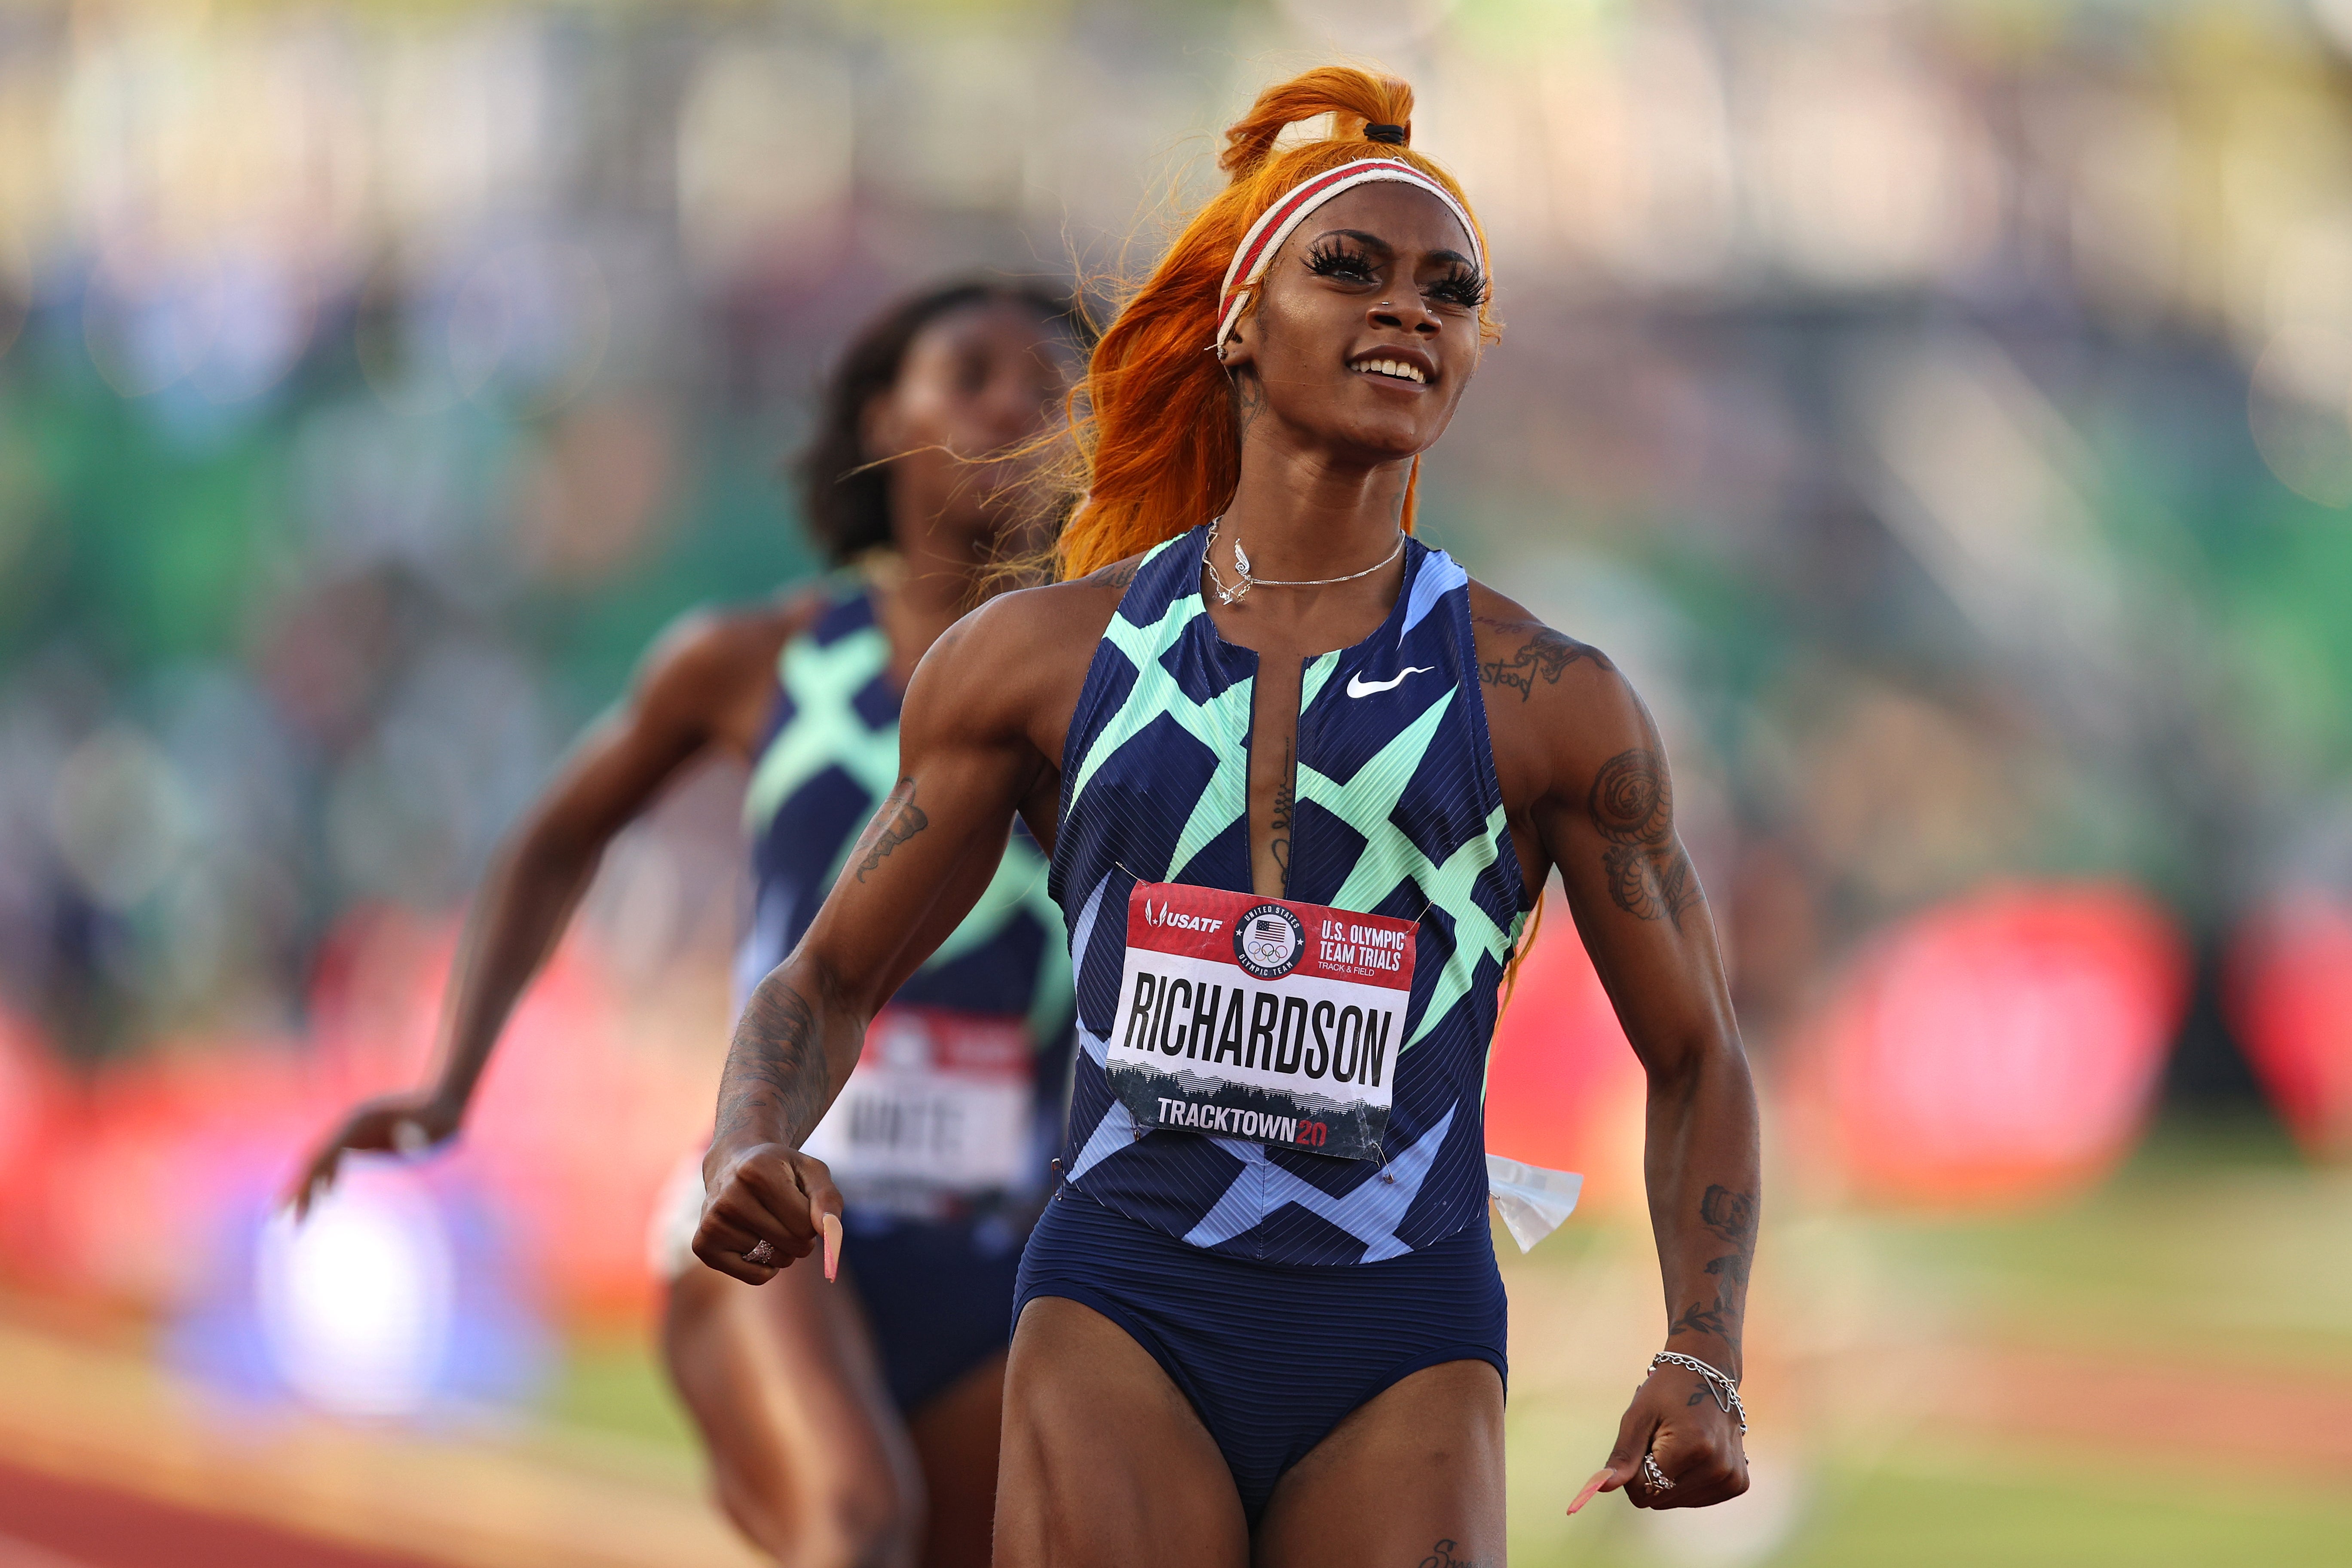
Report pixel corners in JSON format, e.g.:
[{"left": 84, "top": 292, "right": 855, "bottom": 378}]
[{"left": 3, "top": 0, "right": 2352, "bottom": 1564}]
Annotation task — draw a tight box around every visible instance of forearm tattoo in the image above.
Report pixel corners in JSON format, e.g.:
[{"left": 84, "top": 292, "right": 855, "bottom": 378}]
[
  {"left": 1476, "top": 622, "right": 1611, "bottom": 702},
  {"left": 1587, "top": 748, "right": 1700, "bottom": 928},
  {"left": 1702, "top": 1183, "right": 1758, "bottom": 1249},
  {"left": 714, "top": 978, "right": 827, "bottom": 1150},
  {"left": 853, "top": 776, "right": 929, "bottom": 883},
  {"left": 1673, "top": 1184, "right": 1758, "bottom": 1367}
]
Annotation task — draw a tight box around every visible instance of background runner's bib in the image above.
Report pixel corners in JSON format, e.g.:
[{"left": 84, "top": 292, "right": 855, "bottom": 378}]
[
  {"left": 801, "top": 1006, "right": 1036, "bottom": 1210},
  {"left": 1106, "top": 883, "right": 1417, "bottom": 1161}
]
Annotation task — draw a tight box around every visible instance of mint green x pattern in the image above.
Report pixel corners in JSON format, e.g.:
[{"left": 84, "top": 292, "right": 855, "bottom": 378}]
[
  {"left": 742, "top": 624, "right": 897, "bottom": 843},
  {"left": 929, "top": 836, "right": 1073, "bottom": 1042},
  {"left": 1298, "top": 668, "right": 1520, "bottom": 1052},
  {"left": 745, "top": 617, "right": 1068, "bottom": 1018},
  {"left": 1067, "top": 548, "right": 1254, "bottom": 880}
]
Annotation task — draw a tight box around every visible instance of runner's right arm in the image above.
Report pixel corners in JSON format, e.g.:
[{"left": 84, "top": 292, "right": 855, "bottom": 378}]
[
  {"left": 692, "top": 579, "right": 1103, "bottom": 1283},
  {"left": 290, "top": 602, "right": 804, "bottom": 1216}
]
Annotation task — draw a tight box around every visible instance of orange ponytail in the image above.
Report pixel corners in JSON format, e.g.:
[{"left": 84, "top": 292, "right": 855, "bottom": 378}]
[{"left": 1054, "top": 67, "right": 1500, "bottom": 581}]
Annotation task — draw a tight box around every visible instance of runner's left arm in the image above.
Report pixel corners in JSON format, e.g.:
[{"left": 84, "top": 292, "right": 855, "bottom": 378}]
[{"left": 1488, "top": 608, "right": 1759, "bottom": 1512}]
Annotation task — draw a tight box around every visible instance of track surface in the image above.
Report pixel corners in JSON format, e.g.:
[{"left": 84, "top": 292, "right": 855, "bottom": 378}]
[{"left": 0, "top": 1459, "right": 445, "bottom": 1568}]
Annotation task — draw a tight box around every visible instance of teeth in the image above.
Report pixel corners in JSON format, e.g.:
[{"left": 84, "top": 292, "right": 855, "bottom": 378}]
[{"left": 1355, "top": 358, "right": 1427, "bottom": 384}]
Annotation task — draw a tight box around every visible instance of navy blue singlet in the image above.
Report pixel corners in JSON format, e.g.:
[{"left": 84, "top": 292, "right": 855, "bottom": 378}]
[
  {"left": 1015, "top": 525, "right": 1526, "bottom": 1516},
  {"left": 1046, "top": 525, "right": 1529, "bottom": 1262}
]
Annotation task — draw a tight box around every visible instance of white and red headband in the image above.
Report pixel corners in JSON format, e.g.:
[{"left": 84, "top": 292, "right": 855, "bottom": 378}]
[{"left": 1213, "top": 156, "right": 1484, "bottom": 350}]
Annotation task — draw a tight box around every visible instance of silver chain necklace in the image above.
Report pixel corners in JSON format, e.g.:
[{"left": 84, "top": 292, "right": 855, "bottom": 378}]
[{"left": 1202, "top": 515, "right": 1406, "bottom": 606}]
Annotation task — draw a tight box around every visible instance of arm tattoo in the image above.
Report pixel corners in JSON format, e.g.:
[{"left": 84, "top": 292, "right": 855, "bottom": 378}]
[
  {"left": 1476, "top": 622, "right": 1611, "bottom": 702},
  {"left": 1587, "top": 748, "right": 1700, "bottom": 927},
  {"left": 1418, "top": 1543, "right": 1480, "bottom": 1568},
  {"left": 1701, "top": 1183, "right": 1758, "bottom": 1247},
  {"left": 1675, "top": 1185, "right": 1758, "bottom": 1361},
  {"left": 714, "top": 978, "right": 827, "bottom": 1149},
  {"left": 1672, "top": 1299, "right": 1731, "bottom": 1340},
  {"left": 1268, "top": 736, "right": 1295, "bottom": 894},
  {"left": 852, "top": 777, "right": 928, "bottom": 883}
]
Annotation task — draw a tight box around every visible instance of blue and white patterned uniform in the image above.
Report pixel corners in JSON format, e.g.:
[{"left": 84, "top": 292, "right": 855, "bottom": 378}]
[
  {"left": 1014, "top": 525, "right": 1525, "bottom": 1514},
  {"left": 1047, "top": 525, "right": 1531, "bottom": 1263}
]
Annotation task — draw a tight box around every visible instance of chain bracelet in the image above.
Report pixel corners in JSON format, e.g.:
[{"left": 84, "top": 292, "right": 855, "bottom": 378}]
[{"left": 1648, "top": 1351, "right": 1749, "bottom": 1433}]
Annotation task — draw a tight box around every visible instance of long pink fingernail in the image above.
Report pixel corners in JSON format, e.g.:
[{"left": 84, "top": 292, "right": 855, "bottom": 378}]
[
  {"left": 1568, "top": 1469, "right": 1612, "bottom": 1515},
  {"left": 821, "top": 1213, "right": 843, "bottom": 1283}
]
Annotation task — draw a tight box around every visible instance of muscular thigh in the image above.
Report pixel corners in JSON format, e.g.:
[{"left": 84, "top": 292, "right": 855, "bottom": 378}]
[
  {"left": 662, "top": 1260, "right": 920, "bottom": 1546},
  {"left": 1255, "top": 1361, "right": 1505, "bottom": 1568},
  {"left": 994, "top": 1296, "right": 1248, "bottom": 1568}
]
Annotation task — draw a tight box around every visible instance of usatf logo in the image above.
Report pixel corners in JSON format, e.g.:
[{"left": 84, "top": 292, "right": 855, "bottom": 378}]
[
  {"left": 1144, "top": 900, "right": 1221, "bottom": 933},
  {"left": 1232, "top": 903, "right": 1306, "bottom": 980}
]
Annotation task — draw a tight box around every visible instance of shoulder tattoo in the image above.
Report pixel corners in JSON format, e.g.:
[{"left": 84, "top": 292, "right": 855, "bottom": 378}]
[{"left": 1476, "top": 621, "right": 1612, "bottom": 702}]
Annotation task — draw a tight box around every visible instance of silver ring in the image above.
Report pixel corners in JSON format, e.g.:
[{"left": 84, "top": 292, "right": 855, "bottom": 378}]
[
  {"left": 1642, "top": 1453, "right": 1675, "bottom": 1491},
  {"left": 743, "top": 1239, "right": 778, "bottom": 1267}
]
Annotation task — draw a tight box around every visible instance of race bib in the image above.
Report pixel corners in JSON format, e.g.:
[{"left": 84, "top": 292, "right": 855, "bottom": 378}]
[
  {"left": 1105, "top": 882, "right": 1417, "bottom": 1161},
  {"left": 800, "top": 1007, "right": 1036, "bottom": 1207}
]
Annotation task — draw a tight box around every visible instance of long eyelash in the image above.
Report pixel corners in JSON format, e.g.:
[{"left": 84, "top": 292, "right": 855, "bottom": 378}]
[
  {"left": 1305, "top": 239, "right": 1377, "bottom": 280},
  {"left": 1428, "top": 267, "right": 1488, "bottom": 309}
]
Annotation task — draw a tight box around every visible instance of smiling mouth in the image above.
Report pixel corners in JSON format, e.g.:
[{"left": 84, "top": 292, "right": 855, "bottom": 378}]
[{"left": 1351, "top": 356, "right": 1429, "bottom": 386}]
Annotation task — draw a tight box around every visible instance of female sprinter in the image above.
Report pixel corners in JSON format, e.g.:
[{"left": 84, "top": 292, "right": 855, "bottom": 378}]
[
  {"left": 693, "top": 68, "right": 1759, "bottom": 1565},
  {"left": 291, "top": 280, "right": 1081, "bottom": 1568}
]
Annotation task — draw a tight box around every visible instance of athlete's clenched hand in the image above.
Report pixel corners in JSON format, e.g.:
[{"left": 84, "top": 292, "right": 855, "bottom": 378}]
[
  {"left": 692, "top": 1143, "right": 845, "bottom": 1285},
  {"left": 1591, "top": 1362, "right": 1748, "bottom": 1510}
]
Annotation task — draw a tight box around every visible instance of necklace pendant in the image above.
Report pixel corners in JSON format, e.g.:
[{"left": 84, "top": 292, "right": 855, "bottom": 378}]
[{"left": 1226, "top": 536, "right": 1255, "bottom": 602}]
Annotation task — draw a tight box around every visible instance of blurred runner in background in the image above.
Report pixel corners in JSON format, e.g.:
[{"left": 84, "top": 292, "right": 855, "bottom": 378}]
[{"left": 292, "top": 279, "right": 1082, "bottom": 1568}]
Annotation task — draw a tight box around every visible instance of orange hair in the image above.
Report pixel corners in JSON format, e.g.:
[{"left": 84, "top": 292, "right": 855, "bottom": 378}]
[{"left": 1055, "top": 66, "right": 1500, "bottom": 581}]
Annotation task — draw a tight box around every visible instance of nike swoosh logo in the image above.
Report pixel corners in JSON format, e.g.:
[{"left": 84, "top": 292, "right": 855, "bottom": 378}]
[{"left": 1346, "top": 666, "right": 1436, "bottom": 698}]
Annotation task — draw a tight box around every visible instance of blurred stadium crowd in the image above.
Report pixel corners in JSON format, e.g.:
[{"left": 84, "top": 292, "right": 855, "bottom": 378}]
[{"left": 0, "top": 0, "right": 2348, "bottom": 1452}]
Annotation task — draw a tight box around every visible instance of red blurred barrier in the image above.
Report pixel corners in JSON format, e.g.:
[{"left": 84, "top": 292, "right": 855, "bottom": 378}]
[
  {"left": 0, "top": 904, "right": 720, "bottom": 1329},
  {"left": 1790, "top": 880, "right": 2188, "bottom": 1208},
  {"left": 0, "top": 1007, "right": 59, "bottom": 1173},
  {"left": 0, "top": 1007, "right": 69, "bottom": 1286},
  {"left": 2226, "top": 890, "right": 2352, "bottom": 1160},
  {"left": 15, "top": 1038, "right": 324, "bottom": 1306},
  {"left": 1482, "top": 895, "right": 1650, "bottom": 1213}
]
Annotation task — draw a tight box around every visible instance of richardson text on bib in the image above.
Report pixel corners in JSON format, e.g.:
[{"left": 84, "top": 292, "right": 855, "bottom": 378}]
[{"left": 1104, "top": 882, "right": 1418, "bottom": 1161}]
